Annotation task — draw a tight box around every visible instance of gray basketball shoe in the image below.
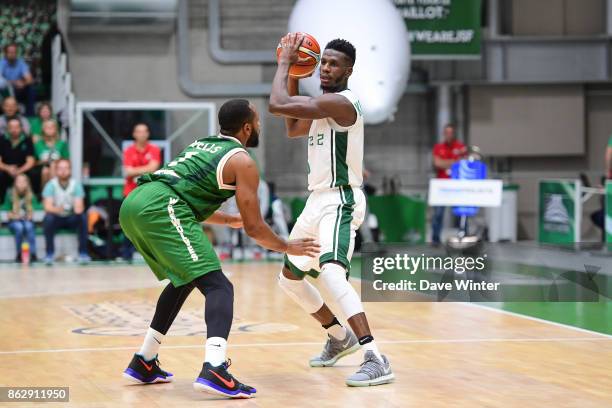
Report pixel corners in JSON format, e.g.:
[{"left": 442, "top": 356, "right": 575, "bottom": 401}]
[
  {"left": 309, "top": 330, "right": 360, "bottom": 367},
  {"left": 345, "top": 350, "right": 394, "bottom": 386}
]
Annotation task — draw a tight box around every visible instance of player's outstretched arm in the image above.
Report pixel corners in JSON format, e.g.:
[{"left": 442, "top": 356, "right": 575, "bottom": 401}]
[
  {"left": 204, "top": 211, "right": 242, "bottom": 228},
  {"left": 226, "top": 152, "right": 319, "bottom": 256}
]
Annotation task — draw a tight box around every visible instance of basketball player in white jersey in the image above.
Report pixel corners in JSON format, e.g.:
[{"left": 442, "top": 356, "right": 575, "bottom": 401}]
[{"left": 269, "top": 33, "right": 393, "bottom": 386}]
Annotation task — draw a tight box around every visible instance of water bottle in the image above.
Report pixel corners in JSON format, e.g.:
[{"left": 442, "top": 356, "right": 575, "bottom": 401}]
[{"left": 21, "top": 242, "right": 30, "bottom": 266}]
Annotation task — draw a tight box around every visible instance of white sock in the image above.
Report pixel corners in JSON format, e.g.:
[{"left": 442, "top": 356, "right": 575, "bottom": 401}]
[
  {"left": 362, "top": 339, "right": 383, "bottom": 362},
  {"left": 205, "top": 337, "right": 227, "bottom": 367},
  {"left": 327, "top": 323, "right": 347, "bottom": 341},
  {"left": 138, "top": 327, "right": 164, "bottom": 361}
]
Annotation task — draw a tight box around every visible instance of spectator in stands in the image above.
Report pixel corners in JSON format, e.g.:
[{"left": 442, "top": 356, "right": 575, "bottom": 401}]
[
  {"left": 0, "top": 96, "right": 31, "bottom": 135},
  {"left": 0, "top": 44, "right": 35, "bottom": 116},
  {"left": 30, "top": 102, "right": 54, "bottom": 140},
  {"left": 42, "top": 158, "right": 90, "bottom": 265},
  {"left": 35, "top": 119, "right": 69, "bottom": 191},
  {"left": 123, "top": 123, "right": 161, "bottom": 197},
  {"left": 8, "top": 173, "right": 37, "bottom": 263},
  {"left": 0, "top": 118, "right": 35, "bottom": 202},
  {"left": 121, "top": 123, "right": 161, "bottom": 260},
  {"left": 431, "top": 124, "right": 466, "bottom": 245}
]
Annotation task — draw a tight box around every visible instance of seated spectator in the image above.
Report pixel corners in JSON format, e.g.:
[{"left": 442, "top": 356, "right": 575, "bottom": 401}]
[
  {"left": 35, "top": 119, "right": 69, "bottom": 191},
  {"left": 0, "top": 96, "right": 31, "bottom": 135},
  {"left": 30, "top": 102, "right": 54, "bottom": 140},
  {"left": 42, "top": 159, "right": 90, "bottom": 265},
  {"left": 7, "top": 173, "right": 37, "bottom": 263},
  {"left": 0, "top": 44, "right": 35, "bottom": 116},
  {"left": 0, "top": 118, "right": 35, "bottom": 201}
]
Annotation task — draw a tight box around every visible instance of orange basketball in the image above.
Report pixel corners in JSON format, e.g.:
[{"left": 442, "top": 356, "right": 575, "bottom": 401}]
[{"left": 276, "top": 32, "right": 321, "bottom": 78}]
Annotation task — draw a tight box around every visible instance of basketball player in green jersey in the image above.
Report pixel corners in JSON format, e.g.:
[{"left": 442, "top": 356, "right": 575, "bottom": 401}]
[
  {"left": 269, "top": 34, "right": 394, "bottom": 386},
  {"left": 120, "top": 99, "right": 319, "bottom": 398}
]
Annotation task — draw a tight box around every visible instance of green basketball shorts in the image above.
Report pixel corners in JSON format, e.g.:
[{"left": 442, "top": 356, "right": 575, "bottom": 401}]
[{"left": 119, "top": 181, "right": 221, "bottom": 287}]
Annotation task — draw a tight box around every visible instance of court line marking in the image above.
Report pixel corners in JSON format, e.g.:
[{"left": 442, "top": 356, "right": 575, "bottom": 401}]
[
  {"left": 0, "top": 337, "right": 610, "bottom": 356},
  {"left": 460, "top": 302, "right": 612, "bottom": 339}
]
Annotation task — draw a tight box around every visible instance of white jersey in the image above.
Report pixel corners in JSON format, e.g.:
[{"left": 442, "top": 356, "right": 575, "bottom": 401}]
[{"left": 307, "top": 89, "right": 364, "bottom": 191}]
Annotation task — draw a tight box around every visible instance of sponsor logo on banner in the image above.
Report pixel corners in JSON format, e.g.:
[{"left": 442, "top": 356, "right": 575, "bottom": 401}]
[
  {"left": 537, "top": 180, "right": 579, "bottom": 244},
  {"left": 543, "top": 194, "right": 571, "bottom": 233},
  {"left": 428, "top": 179, "right": 502, "bottom": 207},
  {"left": 394, "top": 0, "right": 482, "bottom": 57}
]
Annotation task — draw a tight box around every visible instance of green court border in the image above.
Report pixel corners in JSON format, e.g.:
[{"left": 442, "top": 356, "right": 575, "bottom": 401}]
[{"left": 348, "top": 257, "right": 612, "bottom": 336}]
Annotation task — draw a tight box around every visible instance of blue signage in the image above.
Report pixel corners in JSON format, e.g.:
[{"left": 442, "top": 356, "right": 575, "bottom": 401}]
[{"left": 451, "top": 159, "right": 487, "bottom": 216}]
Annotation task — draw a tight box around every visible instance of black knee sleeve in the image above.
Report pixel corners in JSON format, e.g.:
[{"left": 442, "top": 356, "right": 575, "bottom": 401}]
[{"left": 192, "top": 270, "right": 234, "bottom": 339}]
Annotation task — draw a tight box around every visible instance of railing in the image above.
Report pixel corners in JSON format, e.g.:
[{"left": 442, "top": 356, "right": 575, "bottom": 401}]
[{"left": 51, "top": 35, "right": 75, "bottom": 143}]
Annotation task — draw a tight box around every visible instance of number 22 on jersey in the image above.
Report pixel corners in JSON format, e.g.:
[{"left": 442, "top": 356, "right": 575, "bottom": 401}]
[{"left": 309, "top": 133, "right": 324, "bottom": 146}]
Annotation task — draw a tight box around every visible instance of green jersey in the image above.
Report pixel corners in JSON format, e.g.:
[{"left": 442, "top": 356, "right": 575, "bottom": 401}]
[
  {"left": 138, "top": 134, "right": 246, "bottom": 222},
  {"left": 34, "top": 139, "right": 70, "bottom": 163}
]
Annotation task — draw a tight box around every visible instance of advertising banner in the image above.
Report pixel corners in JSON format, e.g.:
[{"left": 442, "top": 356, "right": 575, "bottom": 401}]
[
  {"left": 538, "top": 180, "right": 581, "bottom": 244},
  {"left": 394, "top": 0, "right": 482, "bottom": 58}
]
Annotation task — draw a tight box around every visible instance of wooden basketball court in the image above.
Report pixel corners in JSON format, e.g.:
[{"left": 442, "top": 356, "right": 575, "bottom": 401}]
[{"left": 0, "top": 261, "right": 611, "bottom": 407}]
